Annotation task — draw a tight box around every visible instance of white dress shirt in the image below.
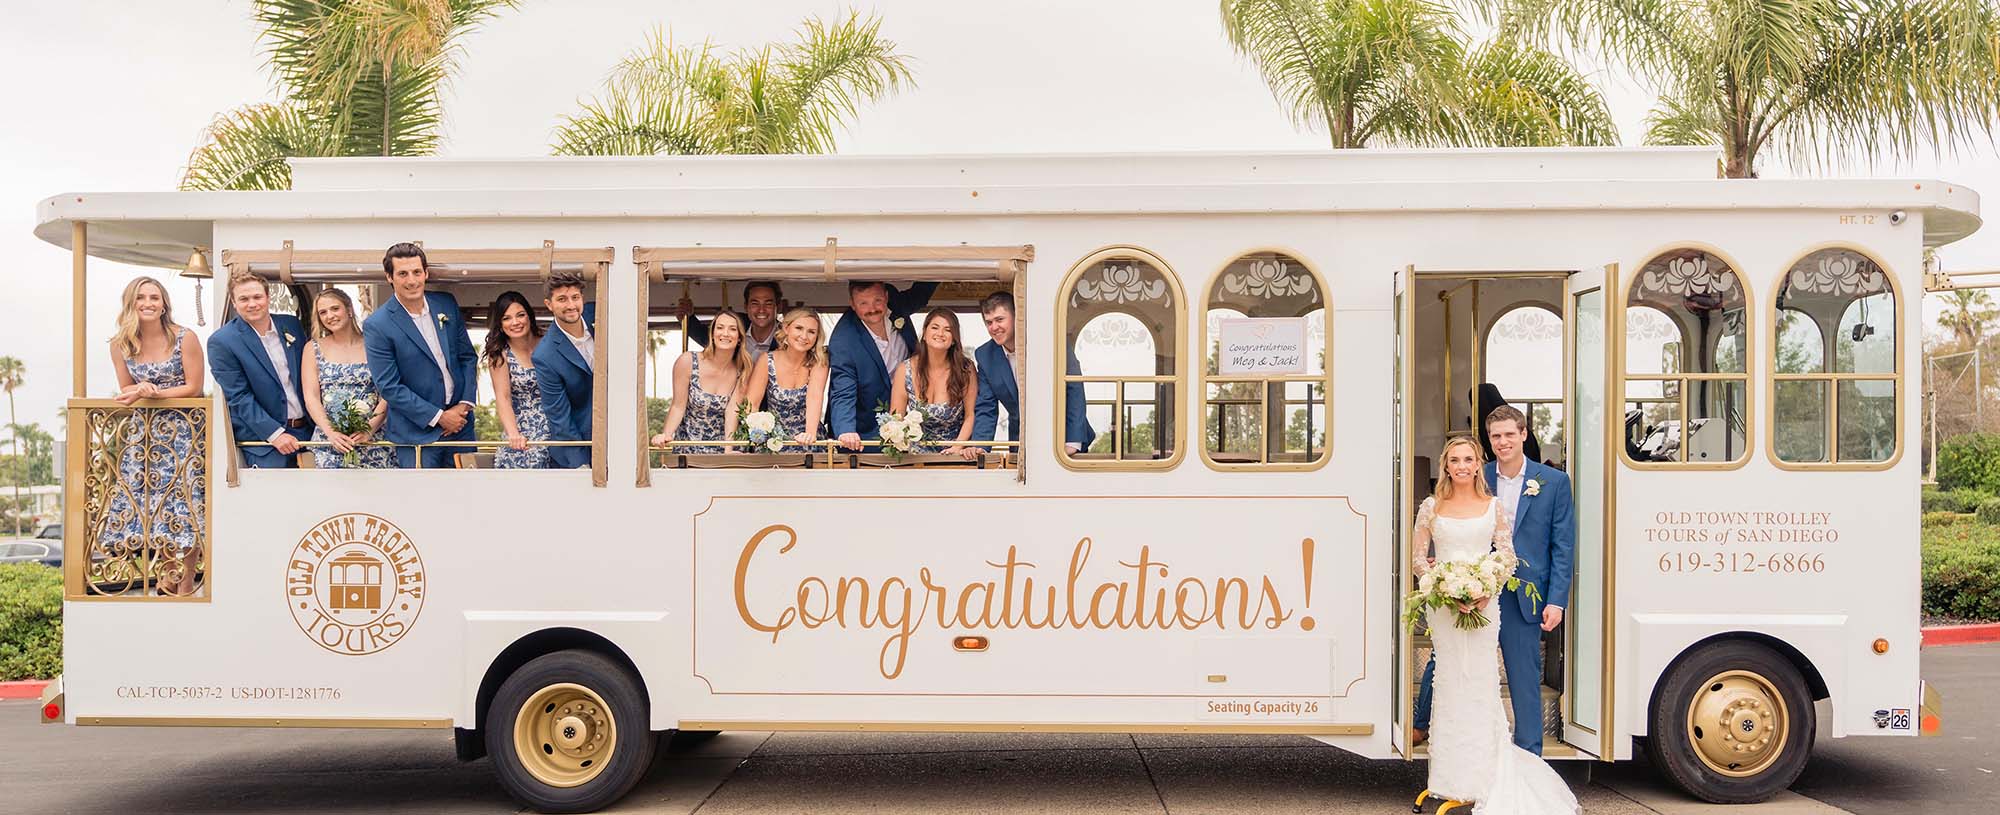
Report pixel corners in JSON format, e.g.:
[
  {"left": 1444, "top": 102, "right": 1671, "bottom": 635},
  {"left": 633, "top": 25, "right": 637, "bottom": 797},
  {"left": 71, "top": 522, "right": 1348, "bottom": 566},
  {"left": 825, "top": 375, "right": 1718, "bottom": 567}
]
[
  {"left": 253, "top": 320, "right": 304, "bottom": 442},
  {"left": 870, "top": 320, "right": 908, "bottom": 375},
  {"left": 746, "top": 324, "right": 778, "bottom": 361},
  {"left": 1494, "top": 458, "right": 1527, "bottom": 522},
  {"left": 406, "top": 300, "right": 465, "bottom": 427},
  {"left": 561, "top": 324, "right": 595, "bottom": 370}
]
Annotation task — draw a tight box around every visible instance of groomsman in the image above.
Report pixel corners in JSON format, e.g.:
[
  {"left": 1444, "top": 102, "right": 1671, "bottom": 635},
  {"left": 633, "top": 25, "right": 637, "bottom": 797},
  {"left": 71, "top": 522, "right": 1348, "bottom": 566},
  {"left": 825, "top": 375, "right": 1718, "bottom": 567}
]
[
  {"left": 827, "top": 280, "right": 938, "bottom": 449},
  {"left": 209, "top": 272, "right": 310, "bottom": 468},
  {"left": 970, "top": 292, "right": 1096, "bottom": 453},
  {"left": 364, "top": 242, "right": 479, "bottom": 469},
  {"left": 681, "top": 280, "right": 784, "bottom": 360},
  {"left": 533, "top": 272, "right": 594, "bottom": 469}
]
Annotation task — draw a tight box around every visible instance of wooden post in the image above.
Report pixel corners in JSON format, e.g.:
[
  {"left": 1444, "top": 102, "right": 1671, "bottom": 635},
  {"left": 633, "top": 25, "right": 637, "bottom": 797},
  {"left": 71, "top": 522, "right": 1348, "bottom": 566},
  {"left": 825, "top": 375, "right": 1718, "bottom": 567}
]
[{"left": 71, "top": 222, "right": 87, "bottom": 397}]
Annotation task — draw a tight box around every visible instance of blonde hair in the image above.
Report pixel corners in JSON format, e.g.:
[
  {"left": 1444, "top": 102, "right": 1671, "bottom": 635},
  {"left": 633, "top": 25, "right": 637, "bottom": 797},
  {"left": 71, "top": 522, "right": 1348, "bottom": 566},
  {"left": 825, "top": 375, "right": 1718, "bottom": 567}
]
[
  {"left": 698, "top": 309, "right": 754, "bottom": 390},
  {"left": 110, "top": 276, "right": 175, "bottom": 358},
  {"left": 1433, "top": 435, "right": 1492, "bottom": 502},
  {"left": 776, "top": 306, "right": 825, "bottom": 369},
  {"left": 311, "top": 288, "right": 363, "bottom": 340}
]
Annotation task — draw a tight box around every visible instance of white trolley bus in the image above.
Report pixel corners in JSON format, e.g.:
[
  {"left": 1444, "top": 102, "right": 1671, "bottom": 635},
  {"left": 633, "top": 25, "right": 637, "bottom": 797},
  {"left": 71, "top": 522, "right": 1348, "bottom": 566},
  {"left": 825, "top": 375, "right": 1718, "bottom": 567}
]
[{"left": 33, "top": 148, "right": 1966, "bottom": 812}]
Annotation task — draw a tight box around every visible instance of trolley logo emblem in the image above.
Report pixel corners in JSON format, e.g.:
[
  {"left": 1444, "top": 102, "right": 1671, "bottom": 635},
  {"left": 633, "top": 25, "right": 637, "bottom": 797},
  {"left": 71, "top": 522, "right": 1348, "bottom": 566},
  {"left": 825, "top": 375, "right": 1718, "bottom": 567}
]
[{"left": 285, "top": 513, "right": 427, "bottom": 656}]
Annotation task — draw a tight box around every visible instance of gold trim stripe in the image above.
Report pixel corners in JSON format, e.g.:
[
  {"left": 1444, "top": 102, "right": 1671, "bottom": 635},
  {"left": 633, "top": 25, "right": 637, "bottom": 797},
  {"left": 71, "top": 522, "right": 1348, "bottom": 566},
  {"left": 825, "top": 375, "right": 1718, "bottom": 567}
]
[
  {"left": 676, "top": 720, "right": 1372, "bottom": 736},
  {"left": 76, "top": 716, "right": 451, "bottom": 729}
]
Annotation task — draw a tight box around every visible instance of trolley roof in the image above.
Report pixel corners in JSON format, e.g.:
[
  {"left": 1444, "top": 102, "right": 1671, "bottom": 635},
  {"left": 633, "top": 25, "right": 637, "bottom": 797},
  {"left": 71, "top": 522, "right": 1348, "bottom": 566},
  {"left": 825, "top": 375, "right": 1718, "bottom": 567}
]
[{"left": 34, "top": 148, "right": 1983, "bottom": 269}]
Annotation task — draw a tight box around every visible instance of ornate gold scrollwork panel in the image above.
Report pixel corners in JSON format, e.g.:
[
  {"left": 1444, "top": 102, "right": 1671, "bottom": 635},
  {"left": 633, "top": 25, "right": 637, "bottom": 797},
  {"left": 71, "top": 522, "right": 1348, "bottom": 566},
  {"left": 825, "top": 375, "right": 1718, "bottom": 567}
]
[{"left": 64, "top": 398, "right": 211, "bottom": 601}]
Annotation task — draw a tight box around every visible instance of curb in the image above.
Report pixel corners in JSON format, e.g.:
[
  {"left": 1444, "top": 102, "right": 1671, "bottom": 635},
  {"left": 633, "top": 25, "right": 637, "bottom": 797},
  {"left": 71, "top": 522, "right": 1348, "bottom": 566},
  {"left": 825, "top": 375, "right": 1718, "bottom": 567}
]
[
  {"left": 0, "top": 680, "right": 50, "bottom": 700},
  {"left": 1921, "top": 623, "right": 2000, "bottom": 647}
]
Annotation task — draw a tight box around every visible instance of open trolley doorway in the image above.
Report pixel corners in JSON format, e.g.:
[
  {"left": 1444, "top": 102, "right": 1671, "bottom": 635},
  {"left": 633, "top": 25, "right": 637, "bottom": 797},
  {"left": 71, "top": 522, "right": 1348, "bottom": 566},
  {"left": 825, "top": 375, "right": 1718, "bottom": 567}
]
[{"left": 1393, "top": 266, "right": 1614, "bottom": 761}]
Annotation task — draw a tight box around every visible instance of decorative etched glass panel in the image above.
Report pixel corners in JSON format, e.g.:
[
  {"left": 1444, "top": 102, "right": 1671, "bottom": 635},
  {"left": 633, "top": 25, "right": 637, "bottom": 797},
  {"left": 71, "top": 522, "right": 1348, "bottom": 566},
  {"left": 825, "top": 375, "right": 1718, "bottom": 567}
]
[
  {"left": 1629, "top": 250, "right": 1745, "bottom": 376},
  {"left": 1775, "top": 248, "right": 1898, "bottom": 465},
  {"left": 1201, "top": 251, "right": 1329, "bottom": 466},
  {"left": 1063, "top": 252, "right": 1181, "bottom": 465}
]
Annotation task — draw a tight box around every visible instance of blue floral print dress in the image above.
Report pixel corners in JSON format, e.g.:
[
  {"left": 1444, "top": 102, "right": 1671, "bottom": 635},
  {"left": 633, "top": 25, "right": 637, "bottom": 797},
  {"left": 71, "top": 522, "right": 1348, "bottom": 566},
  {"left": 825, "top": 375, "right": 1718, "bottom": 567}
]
[
  {"left": 903, "top": 364, "right": 965, "bottom": 454},
  {"left": 309, "top": 343, "right": 397, "bottom": 469},
  {"left": 495, "top": 347, "right": 552, "bottom": 469},
  {"left": 763, "top": 354, "right": 812, "bottom": 451},
  {"left": 104, "top": 328, "right": 203, "bottom": 553},
  {"left": 674, "top": 353, "right": 736, "bottom": 454}
]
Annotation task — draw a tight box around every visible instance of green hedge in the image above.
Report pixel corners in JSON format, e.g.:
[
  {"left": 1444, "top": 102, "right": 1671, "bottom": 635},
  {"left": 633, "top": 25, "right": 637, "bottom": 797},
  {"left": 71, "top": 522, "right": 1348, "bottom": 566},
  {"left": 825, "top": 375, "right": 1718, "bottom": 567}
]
[
  {"left": 1979, "top": 499, "right": 2000, "bottom": 526},
  {"left": 1938, "top": 434, "right": 2000, "bottom": 495},
  {"left": 1923, "top": 520, "right": 2000, "bottom": 622},
  {"left": 1924, "top": 511, "right": 1969, "bottom": 528},
  {"left": 0, "top": 563, "right": 61, "bottom": 681},
  {"left": 1923, "top": 487, "right": 1991, "bottom": 514}
]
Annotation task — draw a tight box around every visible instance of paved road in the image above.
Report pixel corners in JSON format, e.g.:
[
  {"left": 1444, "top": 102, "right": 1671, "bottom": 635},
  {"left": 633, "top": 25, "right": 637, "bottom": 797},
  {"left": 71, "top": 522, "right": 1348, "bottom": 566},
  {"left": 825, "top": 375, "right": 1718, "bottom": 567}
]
[{"left": 3, "top": 645, "right": 1990, "bottom": 814}]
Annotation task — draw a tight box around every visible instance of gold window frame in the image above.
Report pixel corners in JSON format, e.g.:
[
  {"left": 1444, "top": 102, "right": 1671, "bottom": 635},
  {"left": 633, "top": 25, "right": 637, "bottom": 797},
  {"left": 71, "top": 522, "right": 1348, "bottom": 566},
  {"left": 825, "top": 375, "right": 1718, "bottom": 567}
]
[
  {"left": 1196, "top": 248, "right": 1333, "bottom": 472},
  {"left": 1766, "top": 243, "right": 1904, "bottom": 471},
  {"left": 219, "top": 242, "right": 615, "bottom": 487},
  {"left": 1617, "top": 243, "right": 1755, "bottom": 471},
  {"left": 1054, "top": 245, "right": 1187, "bottom": 471}
]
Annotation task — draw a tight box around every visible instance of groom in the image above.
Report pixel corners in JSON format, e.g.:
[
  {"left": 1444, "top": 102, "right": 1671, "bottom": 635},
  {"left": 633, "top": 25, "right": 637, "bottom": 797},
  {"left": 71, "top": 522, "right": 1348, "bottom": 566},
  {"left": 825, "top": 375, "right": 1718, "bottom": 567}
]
[{"left": 1415, "top": 404, "right": 1575, "bottom": 755}]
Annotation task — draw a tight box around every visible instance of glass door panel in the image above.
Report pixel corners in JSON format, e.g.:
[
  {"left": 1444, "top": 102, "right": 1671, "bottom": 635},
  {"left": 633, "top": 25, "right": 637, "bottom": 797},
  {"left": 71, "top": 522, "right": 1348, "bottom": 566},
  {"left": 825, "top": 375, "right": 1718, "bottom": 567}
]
[{"left": 1564, "top": 267, "right": 1612, "bottom": 756}]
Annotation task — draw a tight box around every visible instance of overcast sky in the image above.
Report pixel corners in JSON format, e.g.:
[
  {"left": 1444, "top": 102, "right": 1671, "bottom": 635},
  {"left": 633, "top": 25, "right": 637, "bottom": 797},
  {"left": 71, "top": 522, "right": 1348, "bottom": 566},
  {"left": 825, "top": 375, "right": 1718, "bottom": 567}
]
[{"left": 4, "top": 0, "right": 1996, "bottom": 435}]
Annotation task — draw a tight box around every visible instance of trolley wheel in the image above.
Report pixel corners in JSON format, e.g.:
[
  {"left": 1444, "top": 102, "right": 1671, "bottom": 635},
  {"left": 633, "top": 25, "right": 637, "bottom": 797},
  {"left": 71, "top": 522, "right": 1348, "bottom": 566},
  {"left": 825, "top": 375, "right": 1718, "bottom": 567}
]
[
  {"left": 1647, "top": 640, "right": 1814, "bottom": 804},
  {"left": 486, "top": 650, "right": 656, "bottom": 813}
]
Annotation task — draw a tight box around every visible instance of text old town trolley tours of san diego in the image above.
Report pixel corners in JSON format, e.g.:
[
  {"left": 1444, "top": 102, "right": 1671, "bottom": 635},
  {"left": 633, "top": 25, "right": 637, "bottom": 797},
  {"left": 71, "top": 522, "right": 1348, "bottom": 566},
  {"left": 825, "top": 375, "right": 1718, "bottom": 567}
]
[{"left": 30, "top": 148, "right": 1978, "bottom": 812}]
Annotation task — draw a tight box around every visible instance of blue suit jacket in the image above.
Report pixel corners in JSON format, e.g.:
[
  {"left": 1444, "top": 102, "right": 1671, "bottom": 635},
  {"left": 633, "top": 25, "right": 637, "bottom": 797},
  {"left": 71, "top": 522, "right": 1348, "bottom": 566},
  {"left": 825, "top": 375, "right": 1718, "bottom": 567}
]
[
  {"left": 1486, "top": 459, "right": 1575, "bottom": 626},
  {"left": 970, "top": 342, "right": 1099, "bottom": 450},
  {"left": 532, "top": 306, "right": 596, "bottom": 470},
  {"left": 827, "top": 283, "right": 938, "bottom": 439},
  {"left": 363, "top": 292, "right": 479, "bottom": 446},
  {"left": 207, "top": 314, "right": 308, "bottom": 468}
]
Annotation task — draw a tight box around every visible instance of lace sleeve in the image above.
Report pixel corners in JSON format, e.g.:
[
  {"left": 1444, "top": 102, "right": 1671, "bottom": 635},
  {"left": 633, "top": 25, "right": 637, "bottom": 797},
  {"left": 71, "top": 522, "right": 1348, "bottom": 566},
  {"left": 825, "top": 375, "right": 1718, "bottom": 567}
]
[
  {"left": 1493, "top": 500, "right": 1516, "bottom": 561},
  {"left": 1413, "top": 497, "right": 1437, "bottom": 575}
]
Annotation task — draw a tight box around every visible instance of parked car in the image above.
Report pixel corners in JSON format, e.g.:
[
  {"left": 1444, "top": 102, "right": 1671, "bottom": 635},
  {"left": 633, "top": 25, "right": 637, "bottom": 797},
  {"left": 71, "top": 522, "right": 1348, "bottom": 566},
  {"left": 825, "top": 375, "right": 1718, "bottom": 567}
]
[{"left": 0, "top": 540, "right": 61, "bottom": 568}]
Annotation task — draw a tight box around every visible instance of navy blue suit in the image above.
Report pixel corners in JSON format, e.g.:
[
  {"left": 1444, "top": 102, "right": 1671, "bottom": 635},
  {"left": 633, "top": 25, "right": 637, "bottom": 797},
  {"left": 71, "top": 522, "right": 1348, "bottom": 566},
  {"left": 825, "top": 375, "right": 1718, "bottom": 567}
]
[
  {"left": 971, "top": 341, "right": 1098, "bottom": 452},
  {"left": 364, "top": 292, "right": 478, "bottom": 469},
  {"left": 826, "top": 283, "right": 938, "bottom": 439},
  {"left": 1413, "top": 459, "right": 1576, "bottom": 754},
  {"left": 533, "top": 307, "right": 596, "bottom": 470},
  {"left": 208, "top": 314, "right": 310, "bottom": 468}
]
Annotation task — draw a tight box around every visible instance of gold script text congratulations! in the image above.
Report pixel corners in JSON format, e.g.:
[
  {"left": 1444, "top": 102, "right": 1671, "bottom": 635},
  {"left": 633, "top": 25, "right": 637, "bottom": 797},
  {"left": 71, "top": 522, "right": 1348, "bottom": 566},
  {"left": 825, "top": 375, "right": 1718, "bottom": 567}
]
[{"left": 733, "top": 524, "right": 1319, "bottom": 680}]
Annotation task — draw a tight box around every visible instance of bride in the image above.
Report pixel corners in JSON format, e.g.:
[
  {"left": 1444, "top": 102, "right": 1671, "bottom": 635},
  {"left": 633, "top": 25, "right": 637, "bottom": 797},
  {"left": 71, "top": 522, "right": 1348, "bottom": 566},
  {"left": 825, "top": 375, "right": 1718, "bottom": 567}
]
[{"left": 1414, "top": 435, "right": 1579, "bottom": 814}]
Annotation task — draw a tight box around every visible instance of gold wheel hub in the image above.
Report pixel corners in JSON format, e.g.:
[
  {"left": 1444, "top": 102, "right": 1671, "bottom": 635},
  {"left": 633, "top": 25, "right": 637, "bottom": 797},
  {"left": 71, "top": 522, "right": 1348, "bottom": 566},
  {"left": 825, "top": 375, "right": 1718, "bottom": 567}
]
[
  {"left": 1685, "top": 670, "right": 1788, "bottom": 777},
  {"left": 513, "top": 683, "right": 617, "bottom": 788}
]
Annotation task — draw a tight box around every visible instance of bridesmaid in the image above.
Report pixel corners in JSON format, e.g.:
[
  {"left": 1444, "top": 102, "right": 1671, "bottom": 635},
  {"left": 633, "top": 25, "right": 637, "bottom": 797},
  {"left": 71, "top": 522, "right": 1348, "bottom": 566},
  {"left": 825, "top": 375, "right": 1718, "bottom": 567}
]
[
  {"left": 484, "top": 291, "right": 552, "bottom": 469},
  {"left": 741, "top": 307, "right": 829, "bottom": 451},
  {"left": 105, "top": 276, "right": 205, "bottom": 596},
  {"left": 302, "top": 289, "right": 394, "bottom": 469},
  {"left": 890, "top": 308, "right": 979, "bottom": 459},
  {"left": 651, "top": 310, "right": 751, "bottom": 454}
]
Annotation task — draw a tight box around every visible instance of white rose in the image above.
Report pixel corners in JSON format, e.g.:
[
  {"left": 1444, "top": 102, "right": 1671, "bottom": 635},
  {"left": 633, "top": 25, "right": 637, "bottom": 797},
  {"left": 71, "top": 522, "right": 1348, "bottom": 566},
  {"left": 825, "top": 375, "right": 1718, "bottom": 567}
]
[
  {"left": 747, "top": 412, "right": 776, "bottom": 434},
  {"left": 766, "top": 437, "right": 784, "bottom": 453},
  {"left": 1417, "top": 571, "right": 1437, "bottom": 594}
]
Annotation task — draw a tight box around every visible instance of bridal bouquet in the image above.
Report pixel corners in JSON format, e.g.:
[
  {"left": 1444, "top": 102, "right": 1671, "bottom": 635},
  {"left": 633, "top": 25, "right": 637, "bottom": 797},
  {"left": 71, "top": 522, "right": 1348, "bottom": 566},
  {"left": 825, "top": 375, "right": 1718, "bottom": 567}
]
[
  {"left": 327, "top": 394, "right": 376, "bottom": 466},
  {"left": 873, "top": 402, "right": 926, "bottom": 463},
  {"left": 1401, "top": 550, "right": 1538, "bottom": 631},
  {"left": 736, "top": 406, "right": 787, "bottom": 453}
]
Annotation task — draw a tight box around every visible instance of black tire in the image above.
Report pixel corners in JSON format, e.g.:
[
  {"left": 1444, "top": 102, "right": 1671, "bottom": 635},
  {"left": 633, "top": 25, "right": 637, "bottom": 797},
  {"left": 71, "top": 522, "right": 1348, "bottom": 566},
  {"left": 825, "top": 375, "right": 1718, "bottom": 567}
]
[
  {"left": 486, "top": 650, "right": 656, "bottom": 814},
  {"left": 1647, "top": 640, "right": 1815, "bottom": 804}
]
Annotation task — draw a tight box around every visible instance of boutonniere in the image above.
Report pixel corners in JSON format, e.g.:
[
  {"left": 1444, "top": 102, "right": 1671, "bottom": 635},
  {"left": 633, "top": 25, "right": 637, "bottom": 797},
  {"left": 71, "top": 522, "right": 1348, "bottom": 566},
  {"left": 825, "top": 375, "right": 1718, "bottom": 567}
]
[
  {"left": 283, "top": 332, "right": 297, "bottom": 344},
  {"left": 892, "top": 317, "right": 906, "bottom": 330},
  {"left": 1524, "top": 479, "right": 1542, "bottom": 497},
  {"left": 437, "top": 313, "right": 450, "bottom": 326}
]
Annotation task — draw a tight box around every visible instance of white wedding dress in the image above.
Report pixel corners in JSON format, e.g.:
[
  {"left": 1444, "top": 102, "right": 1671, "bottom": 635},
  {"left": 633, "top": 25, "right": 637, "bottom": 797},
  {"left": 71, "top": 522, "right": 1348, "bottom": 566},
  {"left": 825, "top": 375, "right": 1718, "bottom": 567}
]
[{"left": 1416, "top": 496, "right": 1579, "bottom": 814}]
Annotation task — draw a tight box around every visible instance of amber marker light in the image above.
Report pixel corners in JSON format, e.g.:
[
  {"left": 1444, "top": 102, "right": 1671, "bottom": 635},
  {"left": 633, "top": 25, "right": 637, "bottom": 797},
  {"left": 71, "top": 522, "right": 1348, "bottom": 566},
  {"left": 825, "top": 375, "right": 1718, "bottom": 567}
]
[
  {"left": 953, "top": 636, "right": 989, "bottom": 652},
  {"left": 1872, "top": 638, "right": 1890, "bottom": 654}
]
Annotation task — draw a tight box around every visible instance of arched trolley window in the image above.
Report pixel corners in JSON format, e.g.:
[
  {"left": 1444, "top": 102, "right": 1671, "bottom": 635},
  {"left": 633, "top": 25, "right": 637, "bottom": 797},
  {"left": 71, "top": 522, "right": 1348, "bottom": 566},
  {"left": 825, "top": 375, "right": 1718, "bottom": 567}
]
[
  {"left": 1771, "top": 247, "right": 1900, "bottom": 468},
  {"left": 1199, "top": 250, "right": 1330, "bottom": 470},
  {"left": 1621, "top": 247, "right": 1752, "bottom": 468},
  {"left": 1057, "top": 247, "right": 1186, "bottom": 470}
]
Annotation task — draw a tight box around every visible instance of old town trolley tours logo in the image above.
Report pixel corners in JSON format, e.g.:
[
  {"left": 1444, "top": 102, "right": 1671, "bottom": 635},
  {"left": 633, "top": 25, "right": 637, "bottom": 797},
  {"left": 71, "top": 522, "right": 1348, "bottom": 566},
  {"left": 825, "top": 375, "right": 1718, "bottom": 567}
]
[{"left": 286, "top": 513, "right": 426, "bottom": 655}]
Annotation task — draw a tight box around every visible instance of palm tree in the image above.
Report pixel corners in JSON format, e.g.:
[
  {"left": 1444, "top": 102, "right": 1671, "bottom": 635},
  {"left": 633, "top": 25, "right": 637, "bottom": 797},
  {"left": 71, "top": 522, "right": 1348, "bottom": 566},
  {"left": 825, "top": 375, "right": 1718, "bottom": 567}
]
[
  {"left": 553, "top": 13, "right": 914, "bottom": 156},
  {"left": 1218, "top": 0, "right": 1618, "bottom": 148},
  {"left": 181, "top": 0, "right": 517, "bottom": 191},
  {"left": 1939, "top": 289, "right": 1999, "bottom": 349},
  {"left": 1496, "top": 0, "right": 2000, "bottom": 178},
  {"left": 648, "top": 331, "right": 670, "bottom": 397},
  {"left": 0, "top": 356, "right": 24, "bottom": 536}
]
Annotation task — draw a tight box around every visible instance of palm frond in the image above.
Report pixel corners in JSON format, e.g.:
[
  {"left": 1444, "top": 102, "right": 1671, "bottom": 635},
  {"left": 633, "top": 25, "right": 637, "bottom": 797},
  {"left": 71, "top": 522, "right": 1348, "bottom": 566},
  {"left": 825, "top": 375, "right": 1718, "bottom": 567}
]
[
  {"left": 1220, "top": 0, "right": 1350, "bottom": 143},
  {"left": 178, "top": 103, "right": 343, "bottom": 191},
  {"left": 552, "top": 30, "right": 729, "bottom": 156},
  {"left": 1641, "top": 91, "right": 1721, "bottom": 146},
  {"left": 1458, "top": 39, "right": 1619, "bottom": 146},
  {"left": 770, "top": 12, "right": 915, "bottom": 155},
  {"left": 1498, "top": 0, "right": 1703, "bottom": 81},
  {"left": 1344, "top": 0, "right": 1480, "bottom": 147}
]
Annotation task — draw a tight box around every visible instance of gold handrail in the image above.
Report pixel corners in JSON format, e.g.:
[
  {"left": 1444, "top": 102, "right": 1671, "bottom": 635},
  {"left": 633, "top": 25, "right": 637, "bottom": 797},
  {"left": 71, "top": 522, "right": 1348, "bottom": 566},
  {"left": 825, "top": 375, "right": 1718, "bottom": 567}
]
[{"left": 646, "top": 439, "right": 1021, "bottom": 469}]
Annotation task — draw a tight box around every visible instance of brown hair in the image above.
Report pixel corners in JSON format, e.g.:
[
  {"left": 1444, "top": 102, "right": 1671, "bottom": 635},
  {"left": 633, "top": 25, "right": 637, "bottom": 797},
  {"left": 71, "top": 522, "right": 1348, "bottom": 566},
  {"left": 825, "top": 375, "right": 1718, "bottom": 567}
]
[
  {"left": 545, "top": 271, "right": 585, "bottom": 299},
  {"left": 912, "top": 307, "right": 972, "bottom": 405},
  {"left": 699, "top": 309, "right": 754, "bottom": 393},
  {"left": 227, "top": 270, "right": 268, "bottom": 297},
  {"left": 1433, "top": 435, "right": 1492, "bottom": 502},
  {"left": 1484, "top": 404, "right": 1528, "bottom": 432}
]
